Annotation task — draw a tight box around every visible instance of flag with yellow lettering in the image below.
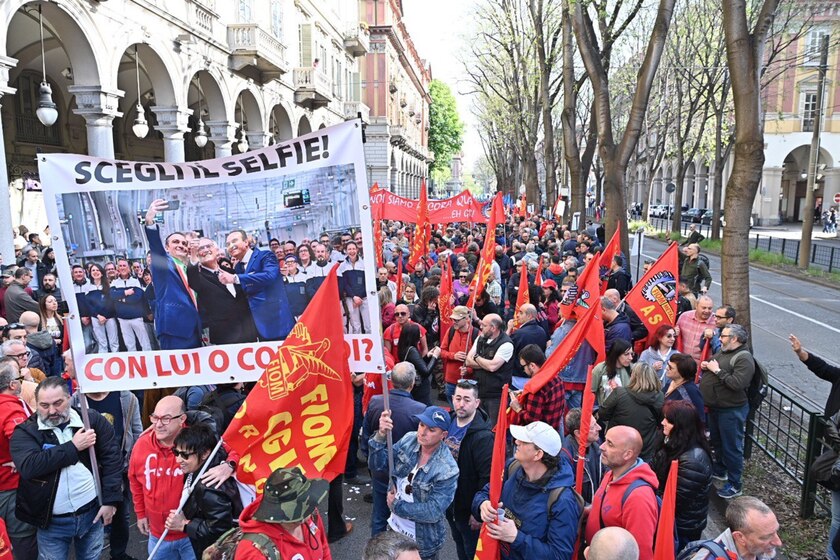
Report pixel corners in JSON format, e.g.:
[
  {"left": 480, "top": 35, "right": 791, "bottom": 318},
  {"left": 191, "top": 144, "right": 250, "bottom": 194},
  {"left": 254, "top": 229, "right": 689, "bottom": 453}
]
[
  {"left": 223, "top": 266, "right": 353, "bottom": 490},
  {"left": 623, "top": 242, "right": 679, "bottom": 343},
  {"left": 467, "top": 193, "right": 502, "bottom": 307}
]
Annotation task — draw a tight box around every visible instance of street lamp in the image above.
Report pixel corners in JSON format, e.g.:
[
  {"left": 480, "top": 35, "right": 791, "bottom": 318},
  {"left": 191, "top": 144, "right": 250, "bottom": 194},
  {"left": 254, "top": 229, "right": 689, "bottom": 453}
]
[
  {"left": 236, "top": 98, "right": 248, "bottom": 152},
  {"left": 194, "top": 76, "right": 207, "bottom": 148},
  {"left": 35, "top": 5, "right": 58, "bottom": 127},
  {"left": 132, "top": 45, "right": 149, "bottom": 138}
]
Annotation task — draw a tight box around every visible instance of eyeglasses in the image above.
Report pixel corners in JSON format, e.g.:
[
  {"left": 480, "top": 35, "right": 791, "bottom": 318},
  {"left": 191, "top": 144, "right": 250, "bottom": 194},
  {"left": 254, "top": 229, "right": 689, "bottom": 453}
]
[
  {"left": 714, "top": 315, "right": 729, "bottom": 320},
  {"left": 172, "top": 449, "right": 197, "bottom": 459},
  {"left": 149, "top": 413, "right": 184, "bottom": 425},
  {"left": 405, "top": 470, "right": 417, "bottom": 495},
  {"left": 395, "top": 312, "right": 408, "bottom": 317},
  {"left": 719, "top": 334, "right": 733, "bottom": 339},
  {"left": 8, "top": 351, "right": 30, "bottom": 359}
]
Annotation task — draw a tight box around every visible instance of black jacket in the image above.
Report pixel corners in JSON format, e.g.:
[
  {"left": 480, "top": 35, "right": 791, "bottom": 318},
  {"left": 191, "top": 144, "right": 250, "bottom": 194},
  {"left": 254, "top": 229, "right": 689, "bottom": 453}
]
[
  {"left": 402, "top": 346, "right": 437, "bottom": 406},
  {"left": 599, "top": 387, "right": 664, "bottom": 462},
  {"left": 182, "top": 451, "right": 244, "bottom": 558},
  {"left": 606, "top": 268, "right": 633, "bottom": 299},
  {"left": 619, "top": 302, "right": 649, "bottom": 343},
  {"left": 412, "top": 304, "right": 440, "bottom": 347},
  {"left": 510, "top": 320, "right": 549, "bottom": 375},
  {"left": 803, "top": 353, "right": 840, "bottom": 416},
  {"left": 450, "top": 408, "right": 494, "bottom": 523},
  {"left": 652, "top": 445, "right": 712, "bottom": 537},
  {"left": 10, "top": 407, "right": 123, "bottom": 528}
]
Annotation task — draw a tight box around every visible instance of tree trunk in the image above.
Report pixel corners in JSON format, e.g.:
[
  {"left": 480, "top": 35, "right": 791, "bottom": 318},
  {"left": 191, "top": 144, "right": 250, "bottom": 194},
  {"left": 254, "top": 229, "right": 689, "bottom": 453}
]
[{"left": 530, "top": 0, "right": 558, "bottom": 210}]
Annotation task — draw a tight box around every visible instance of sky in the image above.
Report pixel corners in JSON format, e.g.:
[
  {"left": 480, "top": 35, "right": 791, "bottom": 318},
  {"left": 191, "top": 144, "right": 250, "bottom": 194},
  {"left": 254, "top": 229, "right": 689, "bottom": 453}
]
[{"left": 401, "top": 0, "right": 482, "bottom": 172}]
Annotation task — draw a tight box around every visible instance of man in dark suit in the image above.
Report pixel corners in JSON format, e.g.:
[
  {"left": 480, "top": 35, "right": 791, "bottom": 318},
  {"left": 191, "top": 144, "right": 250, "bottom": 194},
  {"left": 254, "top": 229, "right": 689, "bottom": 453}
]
[
  {"left": 187, "top": 238, "right": 258, "bottom": 345},
  {"left": 219, "top": 230, "right": 294, "bottom": 341},
  {"left": 143, "top": 199, "right": 202, "bottom": 349}
]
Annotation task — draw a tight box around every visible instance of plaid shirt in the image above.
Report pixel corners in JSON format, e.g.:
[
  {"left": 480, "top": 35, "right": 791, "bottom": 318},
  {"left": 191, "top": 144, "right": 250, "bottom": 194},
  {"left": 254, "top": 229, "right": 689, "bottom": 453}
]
[
  {"left": 514, "top": 373, "right": 566, "bottom": 434},
  {"left": 676, "top": 310, "right": 715, "bottom": 362}
]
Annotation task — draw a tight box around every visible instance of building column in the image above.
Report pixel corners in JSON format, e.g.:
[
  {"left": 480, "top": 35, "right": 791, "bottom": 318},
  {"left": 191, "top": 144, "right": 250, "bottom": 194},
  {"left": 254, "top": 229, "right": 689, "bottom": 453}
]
[
  {"left": 152, "top": 106, "right": 192, "bottom": 163},
  {"left": 0, "top": 55, "right": 17, "bottom": 262},
  {"left": 246, "top": 131, "right": 270, "bottom": 150},
  {"left": 207, "top": 121, "right": 237, "bottom": 158},
  {"left": 68, "top": 85, "right": 123, "bottom": 158},
  {"left": 759, "top": 167, "right": 783, "bottom": 226}
]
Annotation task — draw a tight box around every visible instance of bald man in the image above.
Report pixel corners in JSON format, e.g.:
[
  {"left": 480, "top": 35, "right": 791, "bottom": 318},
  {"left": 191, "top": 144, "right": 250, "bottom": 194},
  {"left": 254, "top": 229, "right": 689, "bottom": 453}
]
[
  {"left": 585, "top": 527, "right": 639, "bottom": 560},
  {"left": 585, "top": 426, "right": 659, "bottom": 560}
]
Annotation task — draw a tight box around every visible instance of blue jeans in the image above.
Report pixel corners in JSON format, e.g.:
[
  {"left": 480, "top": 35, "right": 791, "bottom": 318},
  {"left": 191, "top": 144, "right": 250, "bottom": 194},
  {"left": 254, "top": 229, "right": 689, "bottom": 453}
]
[
  {"left": 565, "top": 389, "right": 583, "bottom": 410},
  {"left": 829, "top": 490, "right": 840, "bottom": 560},
  {"left": 37, "top": 504, "right": 102, "bottom": 560},
  {"left": 446, "top": 509, "right": 479, "bottom": 560},
  {"left": 707, "top": 403, "right": 749, "bottom": 489},
  {"left": 147, "top": 534, "right": 196, "bottom": 560},
  {"left": 371, "top": 477, "right": 390, "bottom": 536}
]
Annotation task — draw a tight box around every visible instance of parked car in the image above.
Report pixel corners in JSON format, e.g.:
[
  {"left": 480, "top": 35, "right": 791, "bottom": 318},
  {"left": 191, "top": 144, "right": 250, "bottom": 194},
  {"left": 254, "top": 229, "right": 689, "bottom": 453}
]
[{"left": 681, "top": 208, "right": 707, "bottom": 223}]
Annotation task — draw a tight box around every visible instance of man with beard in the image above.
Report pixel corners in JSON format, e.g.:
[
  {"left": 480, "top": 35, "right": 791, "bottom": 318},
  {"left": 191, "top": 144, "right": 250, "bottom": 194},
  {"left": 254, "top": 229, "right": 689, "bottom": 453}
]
[
  {"left": 111, "top": 258, "right": 152, "bottom": 351},
  {"left": 219, "top": 229, "right": 293, "bottom": 341},
  {"left": 144, "top": 199, "right": 203, "bottom": 349},
  {"left": 10, "top": 376, "right": 122, "bottom": 560},
  {"left": 305, "top": 243, "right": 335, "bottom": 300},
  {"left": 186, "top": 238, "right": 258, "bottom": 345}
]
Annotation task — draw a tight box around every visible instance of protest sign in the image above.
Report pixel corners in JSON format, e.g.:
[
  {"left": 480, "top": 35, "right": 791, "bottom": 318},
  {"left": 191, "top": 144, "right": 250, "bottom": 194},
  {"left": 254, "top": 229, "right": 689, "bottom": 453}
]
[{"left": 38, "top": 120, "right": 385, "bottom": 392}]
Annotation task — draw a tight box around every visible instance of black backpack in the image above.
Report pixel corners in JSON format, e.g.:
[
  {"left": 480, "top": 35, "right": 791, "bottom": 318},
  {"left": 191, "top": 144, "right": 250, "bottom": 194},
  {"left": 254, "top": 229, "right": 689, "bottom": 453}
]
[
  {"left": 198, "top": 390, "right": 246, "bottom": 434},
  {"left": 676, "top": 538, "right": 731, "bottom": 559},
  {"left": 733, "top": 350, "right": 769, "bottom": 411}
]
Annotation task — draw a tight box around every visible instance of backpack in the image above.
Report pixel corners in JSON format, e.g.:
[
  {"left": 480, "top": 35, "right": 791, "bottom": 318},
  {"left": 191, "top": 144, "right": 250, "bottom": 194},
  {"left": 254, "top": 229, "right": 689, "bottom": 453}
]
[
  {"left": 733, "top": 350, "right": 769, "bottom": 411},
  {"left": 675, "top": 538, "right": 732, "bottom": 560},
  {"left": 199, "top": 390, "right": 246, "bottom": 434},
  {"left": 597, "top": 478, "right": 678, "bottom": 553},
  {"left": 202, "top": 526, "right": 279, "bottom": 560},
  {"left": 506, "top": 460, "right": 585, "bottom": 515}
]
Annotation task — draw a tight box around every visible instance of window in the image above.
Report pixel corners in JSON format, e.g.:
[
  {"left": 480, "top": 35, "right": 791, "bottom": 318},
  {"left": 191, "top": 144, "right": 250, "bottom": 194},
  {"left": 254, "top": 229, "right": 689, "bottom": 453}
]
[
  {"left": 270, "top": 0, "right": 283, "bottom": 39},
  {"left": 801, "top": 91, "right": 817, "bottom": 132},
  {"left": 804, "top": 28, "right": 829, "bottom": 66},
  {"left": 238, "top": 0, "right": 252, "bottom": 22}
]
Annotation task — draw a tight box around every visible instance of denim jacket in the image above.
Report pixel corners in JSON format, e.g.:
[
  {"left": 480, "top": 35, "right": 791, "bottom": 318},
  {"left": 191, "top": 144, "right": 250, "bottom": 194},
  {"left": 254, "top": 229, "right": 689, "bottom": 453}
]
[{"left": 369, "top": 431, "right": 459, "bottom": 557}]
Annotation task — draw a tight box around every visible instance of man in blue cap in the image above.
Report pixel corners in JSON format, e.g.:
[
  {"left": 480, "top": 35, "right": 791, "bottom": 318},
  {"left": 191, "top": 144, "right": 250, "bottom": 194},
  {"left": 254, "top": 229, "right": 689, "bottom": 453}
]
[{"left": 369, "top": 405, "right": 459, "bottom": 560}]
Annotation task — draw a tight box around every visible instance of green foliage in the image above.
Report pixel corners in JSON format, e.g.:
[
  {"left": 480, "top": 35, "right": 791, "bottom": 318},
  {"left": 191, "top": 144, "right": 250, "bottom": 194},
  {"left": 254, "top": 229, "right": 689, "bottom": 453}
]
[
  {"left": 430, "top": 166, "right": 452, "bottom": 186},
  {"left": 628, "top": 220, "right": 657, "bottom": 233},
  {"left": 428, "top": 80, "right": 464, "bottom": 173}
]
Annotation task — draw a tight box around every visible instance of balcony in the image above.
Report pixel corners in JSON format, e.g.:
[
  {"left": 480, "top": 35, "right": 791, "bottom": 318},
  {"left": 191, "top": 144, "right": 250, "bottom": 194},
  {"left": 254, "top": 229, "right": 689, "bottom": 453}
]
[
  {"left": 227, "top": 24, "right": 289, "bottom": 82},
  {"left": 343, "top": 101, "right": 370, "bottom": 123},
  {"left": 389, "top": 125, "right": 406, "bottom": 146},
  {"left": 344, "top": 24, "right": 370, "bottom": 57},
  {"left": 293, "top": 67, "right": 332, "bottom": 110}
]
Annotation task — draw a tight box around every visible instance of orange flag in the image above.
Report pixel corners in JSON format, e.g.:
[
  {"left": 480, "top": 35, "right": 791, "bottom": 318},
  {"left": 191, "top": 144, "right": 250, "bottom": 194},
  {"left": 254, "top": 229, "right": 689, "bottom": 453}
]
[
  {"left": 474, "top": 385, "right": 510, "bottom": 560},
  {"left": 373, "top": 219, "right": 384, "bottom": 270},
  {"left": 438, "top": 258, "right": 454, "bottom": 341},
  {"left": 468, "top": 193, "right": 503, "bottom": 307},
  {"left": 696, "top": 340, "right": 711, "bottom": 384},
  {"left": 222, "top": 266, "right": 353, "bottom": 490},
  {"left": 407, "top": 182, "right": 430, "bottom": 271},
  {"left": 559, "top": 251, "right": 601, "bottom": 321},
  {"left": 395, "top": 256, "right": 404, "bottom": 302},
  {"left": 575, "top": 365, "right": 597, "bottom": 495},
  {"left": 598, "top": 222, "right": 622, "bottom": 294},
  {"left": 534, "top": 256, "right": 545, "bottom": 287},
  {"left": 624, "top": 242, "right": 679, "bottom": 339},
  {"left": 653, "top": 460, "right": 679, "bottom": 560},
  {"left": 511, "top": 263, "right": 530, "bottom": 331}
]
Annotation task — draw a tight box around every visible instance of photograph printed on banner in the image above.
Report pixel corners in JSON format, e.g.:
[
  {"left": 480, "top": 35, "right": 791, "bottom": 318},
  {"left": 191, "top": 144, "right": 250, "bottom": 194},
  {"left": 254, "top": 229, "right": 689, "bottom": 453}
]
[{"left": 55, "top": 163, "right": 374, "bottom": 357}]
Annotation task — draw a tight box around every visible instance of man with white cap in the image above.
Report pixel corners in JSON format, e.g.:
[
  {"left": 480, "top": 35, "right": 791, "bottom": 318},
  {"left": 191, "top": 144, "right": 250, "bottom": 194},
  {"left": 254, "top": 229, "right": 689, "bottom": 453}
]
[{"left": 473, "top": 421, "right": 582, "bottom": 560}]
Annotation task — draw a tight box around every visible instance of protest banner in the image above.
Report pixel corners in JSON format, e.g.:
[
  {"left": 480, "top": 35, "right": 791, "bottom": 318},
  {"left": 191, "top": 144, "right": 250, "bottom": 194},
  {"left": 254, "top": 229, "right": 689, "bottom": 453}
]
[
  {"left": 370, "top": 188, "right": 488, "bottom": 224},
  {"left": 38, "top": 120, "right": 385, "bottom": 392}
]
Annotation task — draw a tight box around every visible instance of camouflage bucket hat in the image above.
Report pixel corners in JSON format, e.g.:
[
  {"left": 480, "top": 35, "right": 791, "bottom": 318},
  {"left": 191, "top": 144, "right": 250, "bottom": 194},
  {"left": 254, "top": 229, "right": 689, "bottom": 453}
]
[{"left": 253, "top": 467, "right": 329, "bottom": 524}]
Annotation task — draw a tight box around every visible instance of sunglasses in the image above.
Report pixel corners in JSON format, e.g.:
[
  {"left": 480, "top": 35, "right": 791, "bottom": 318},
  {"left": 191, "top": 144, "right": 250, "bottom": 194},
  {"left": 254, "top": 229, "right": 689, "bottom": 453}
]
[
  {"left": 3, "top": 323, "right": 24, "bottom": 331},
  {"left": 457, "top": 379, "right": 478, "bottom": 387},
  {"left": 395, "top": 312, "right": 408, "bottom": 317},
  {"left": 172, "top": 449, "right": 197, "bottom": 459},
  {"left": 405, "top": 470, "right": 417, "bottom": 495}
]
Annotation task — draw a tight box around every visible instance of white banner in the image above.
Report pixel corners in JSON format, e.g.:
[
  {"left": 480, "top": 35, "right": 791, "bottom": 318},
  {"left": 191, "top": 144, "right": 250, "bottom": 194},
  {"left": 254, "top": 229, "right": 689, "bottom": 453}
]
[{"left": 39, "top": 120, "right": 384, "bottom": 392}]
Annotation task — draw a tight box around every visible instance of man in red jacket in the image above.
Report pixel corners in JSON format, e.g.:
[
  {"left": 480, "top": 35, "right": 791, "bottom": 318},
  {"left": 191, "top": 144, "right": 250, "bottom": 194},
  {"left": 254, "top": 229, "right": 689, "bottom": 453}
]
[
  {"left": 584, "top": 426, "right": 659, "bottom": 560},
  {"left": 0, "top": 361, "right": 36, "bottom": 560},
  {"left": 128, "top": 395, "right": 238, "bottom": 560}
]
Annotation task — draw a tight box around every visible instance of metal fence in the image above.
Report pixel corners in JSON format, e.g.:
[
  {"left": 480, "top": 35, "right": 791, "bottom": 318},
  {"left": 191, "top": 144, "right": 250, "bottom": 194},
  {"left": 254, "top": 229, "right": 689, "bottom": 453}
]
[
  {"left": 744, "top": 381, "right": 831, "bottom": 518},
  {"left": 646, "top": 217, "right": 840, "bottom": 272}
]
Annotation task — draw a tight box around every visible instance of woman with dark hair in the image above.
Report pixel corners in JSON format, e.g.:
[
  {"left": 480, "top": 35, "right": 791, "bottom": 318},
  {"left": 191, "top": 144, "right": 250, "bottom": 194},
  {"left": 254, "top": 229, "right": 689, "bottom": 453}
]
[
  {"left": 412, "top": 286, "right": 440, "bottom": 348},
  {"left": 297, "top": 244, "right": 314, "bottom": 275},
  {"left": 39, "top": 294, "right": 63, "bottom": 347},
  {"left": 41, "top": 247, "right": 57, "bottom": 274},
  {"left": 591, "top": 338, "right": 634, "bottom": 406},
  {"left": 165, "top": 423, "right": 243, "bottom": 559},
  {"left": 396, "top": 322, "right": 440, "bottom": 405},
  {"left": 651, "top": 400, "right": 712, "bottom": 551},
  {"left": 638, "top": 324, "right": 678, "bottom": 384},
  {"left": 540, "top": 279, "right": 562, "bottom": 332},
  {"left": 663, "top": 352, "right": 705, "bottom": 424},
  {"left": 599, "top": 362, "right": 664, "bottom": 462},
  {"left": 86, "top": 263, "right": 119, "bottom": 353}
]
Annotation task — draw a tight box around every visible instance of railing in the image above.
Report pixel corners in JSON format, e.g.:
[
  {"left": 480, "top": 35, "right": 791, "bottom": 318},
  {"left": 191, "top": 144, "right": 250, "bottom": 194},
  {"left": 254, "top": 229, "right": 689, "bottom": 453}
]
[
  {"left": 343, "top": 101, "right": 370, "bottom": 122},
  {"left": 745, "top": 381, "right": 831, "bottom": 517},
  {"left": 15, "top": 114, "right": 62, "bottom": 146},
  {"left": 646, "top": 217, "right": 840, "bottom": 272},
  {"left": 227, "top": 23, "right": 288, "bottom": 70},
  {"left": 292, "top": 67, "right": 330, "bottom": 93},
  {"left": 344, "top": 24, "right": 370, "bottom": 56}
]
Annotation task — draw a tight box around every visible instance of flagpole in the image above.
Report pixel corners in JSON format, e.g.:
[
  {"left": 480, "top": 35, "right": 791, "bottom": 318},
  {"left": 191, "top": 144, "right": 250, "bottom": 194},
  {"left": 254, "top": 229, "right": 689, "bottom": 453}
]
[
  {"left": 381, "top": 370, "right": 395, "bottom": 482},
  {"left": 147, "top": 437, "right": 225, "bottom": 560}
]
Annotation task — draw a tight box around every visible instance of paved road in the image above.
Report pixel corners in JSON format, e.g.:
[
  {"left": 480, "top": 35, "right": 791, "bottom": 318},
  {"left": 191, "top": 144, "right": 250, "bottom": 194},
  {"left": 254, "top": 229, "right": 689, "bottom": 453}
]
[{"left": 640, "top": 236, "right": 840, "bottom": 413}]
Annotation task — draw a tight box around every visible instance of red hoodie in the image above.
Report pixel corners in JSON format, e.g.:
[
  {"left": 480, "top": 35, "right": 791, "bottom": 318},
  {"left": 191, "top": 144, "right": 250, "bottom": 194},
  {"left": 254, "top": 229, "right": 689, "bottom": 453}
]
[
  {"left": 0, "top": 394, "right": 28, "bottom": 491},
  {"left": 584, "top": 459, "right": 659, "bottom": 560},
  {"left": 128, "top": 430, "right": 187, "bottom": 541},
  {"left": 235, "top": 497, "right": 332, "bottom": 560}
]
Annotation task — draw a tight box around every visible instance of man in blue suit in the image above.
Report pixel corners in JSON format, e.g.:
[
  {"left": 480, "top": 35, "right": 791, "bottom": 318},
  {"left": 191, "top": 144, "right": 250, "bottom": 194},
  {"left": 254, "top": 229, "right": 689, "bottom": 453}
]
[
  {"left": 219, "top": 229, "right": 294, "bottom": 341},
  {"left": 144, "top": 199, "right": 203, "bottom": 349}
]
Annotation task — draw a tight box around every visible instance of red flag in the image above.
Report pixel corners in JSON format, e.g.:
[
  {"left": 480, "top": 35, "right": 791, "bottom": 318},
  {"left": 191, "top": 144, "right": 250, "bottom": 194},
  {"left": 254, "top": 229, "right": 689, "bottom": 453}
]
[
  {"left": 511, "top": 264, "right": 530, "bottom": 331},
  {"left": 222, "top": 267, "right": 353, "bottom": 490},
  {"left": 653, "top": 460, "right": 679, "bottom": 560},
  {"left": 408, "top": 183, "right": 430, "bottom": 270},
  {"left": 395, "top": 256, "right": 404, "bottom": 302},
  {"left": 373, "top": 219, "right": 384, "bottom": 270},
  {"left": 696, "top": 340, "right": 711, "bottom": 384},
  {"left": 575, "top": 365, "right": 597, "bottom": 495},
  {"left": 474, "top": 385, "right": 510, "bottom": 560},
  {"left": 598, "top": 222, "right": 622, "bottom": 294},
  {"left": 439, "top": 258, "right": 454, "bottom": 340},
  {"left": 624, "top": 242, "right": 679, "bottom": 343},
  {"left": 517, "top": 193, "right": 527, "bottom": 218},
  {"left": 535, "top": 256, "right": 545, "bottom": 287},
  {"left": 0, "top": 517, "right": 12, "bottom": 560},
  {"left": 521, "top": 302, "right": 605, "bottom": 397},
  {"left": 559, "top": 251, "right": 601, "bottom": 321},
  {"left": 468, "top": 193, "right": 503, "bottom": 307},
  {"left": 62, "top": 317, "right": 71, "bottom": 354}
]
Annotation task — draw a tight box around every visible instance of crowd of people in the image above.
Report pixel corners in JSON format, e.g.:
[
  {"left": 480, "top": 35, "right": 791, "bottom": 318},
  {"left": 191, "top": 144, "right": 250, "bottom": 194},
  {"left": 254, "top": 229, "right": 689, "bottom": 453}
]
[{"left": 3, "top": 206, "right": 833, "bottom": 560}]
